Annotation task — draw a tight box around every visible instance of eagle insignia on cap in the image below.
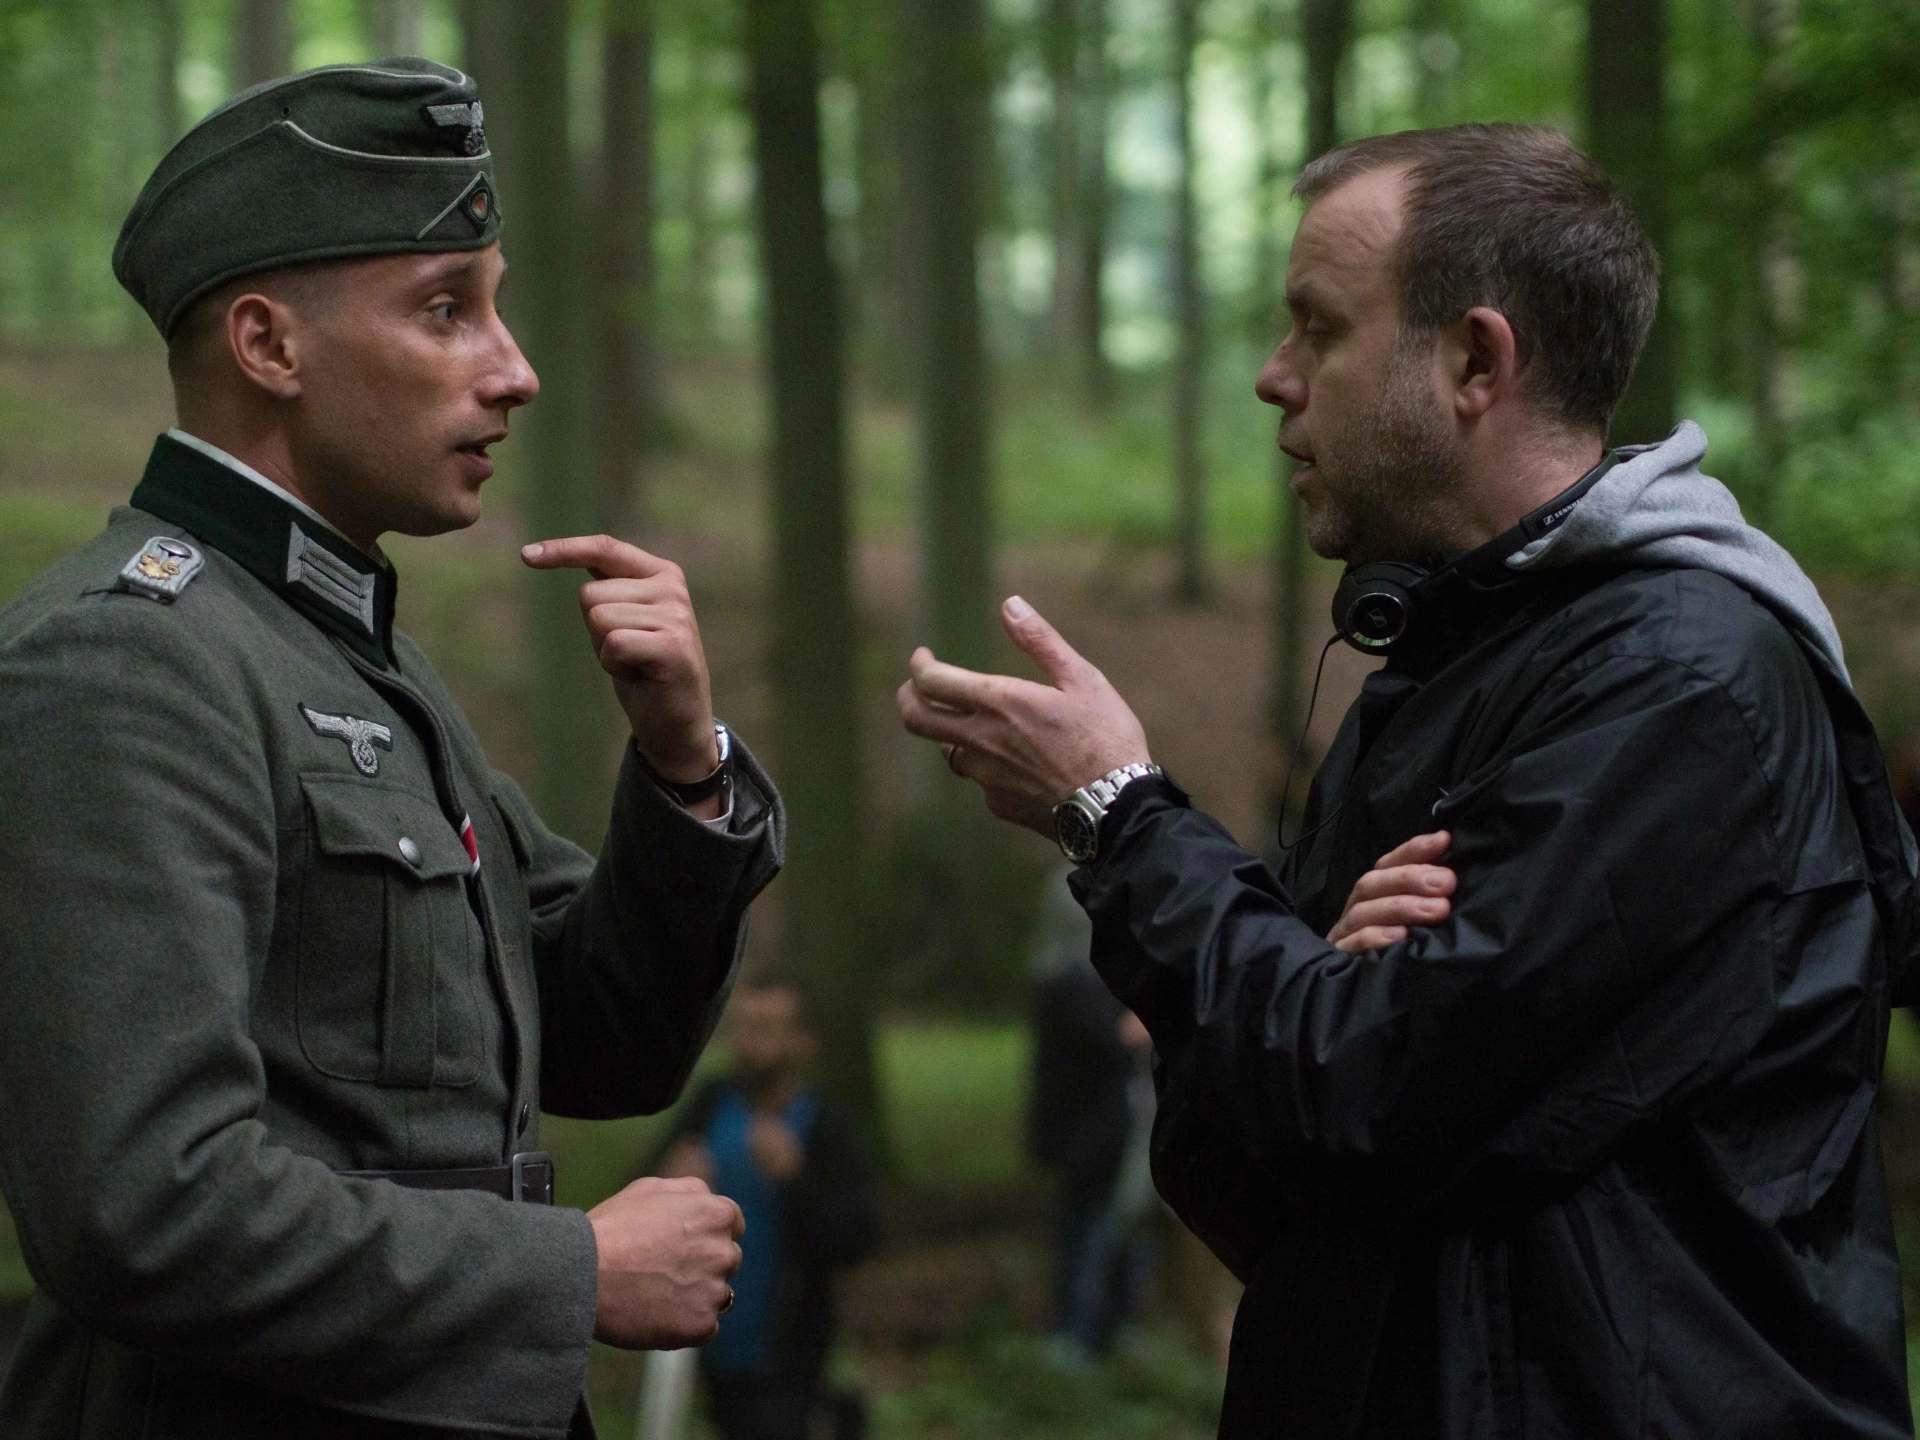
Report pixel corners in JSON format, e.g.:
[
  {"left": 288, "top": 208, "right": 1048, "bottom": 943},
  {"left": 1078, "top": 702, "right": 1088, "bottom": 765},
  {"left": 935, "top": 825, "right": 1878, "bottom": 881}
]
[{"left": 424, "top": 100, "right": 487, "bottom": 156}]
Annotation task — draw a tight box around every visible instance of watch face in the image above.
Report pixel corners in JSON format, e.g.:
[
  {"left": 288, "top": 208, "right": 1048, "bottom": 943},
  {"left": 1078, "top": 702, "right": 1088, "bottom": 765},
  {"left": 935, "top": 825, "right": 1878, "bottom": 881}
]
[{"left": 1053, "top": 800, "right": 1099, "bottom": 863}]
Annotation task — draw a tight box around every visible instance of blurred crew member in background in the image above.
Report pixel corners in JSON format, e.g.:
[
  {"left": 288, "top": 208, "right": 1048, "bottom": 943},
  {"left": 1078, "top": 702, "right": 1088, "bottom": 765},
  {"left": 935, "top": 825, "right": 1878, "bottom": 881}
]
[
  {"left": 657, "top": 981, "right": 878, "bottom": 1440},
  {"left": 1027, "top": 867, "right": 1157, "bottom": 1355},
  {"left": 898, "top": 123, "right": 1917, "bottom": 1438}
]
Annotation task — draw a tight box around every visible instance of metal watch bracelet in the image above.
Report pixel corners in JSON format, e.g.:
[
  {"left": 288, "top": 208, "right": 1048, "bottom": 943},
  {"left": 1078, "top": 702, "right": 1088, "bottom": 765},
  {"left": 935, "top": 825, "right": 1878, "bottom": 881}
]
[{"left": 1051, "top": 761, "right": 1164, "bottom": 864}]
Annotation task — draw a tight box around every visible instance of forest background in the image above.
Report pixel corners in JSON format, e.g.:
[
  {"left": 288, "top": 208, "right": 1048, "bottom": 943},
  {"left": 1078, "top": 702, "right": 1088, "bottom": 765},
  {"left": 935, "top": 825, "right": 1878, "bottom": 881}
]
[{"left": 2, "top": 0, "right": 1920, "bottom": 1433}]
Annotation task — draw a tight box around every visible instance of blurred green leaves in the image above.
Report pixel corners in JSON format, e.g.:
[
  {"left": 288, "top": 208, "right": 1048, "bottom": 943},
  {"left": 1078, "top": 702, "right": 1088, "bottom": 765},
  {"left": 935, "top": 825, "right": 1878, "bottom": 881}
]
[
  {"left": 873, "top": 1318, "right": 1222, "bottom": 1440},
  {"left": 0, "top": 491, "right": 104, "bottom": 605}
]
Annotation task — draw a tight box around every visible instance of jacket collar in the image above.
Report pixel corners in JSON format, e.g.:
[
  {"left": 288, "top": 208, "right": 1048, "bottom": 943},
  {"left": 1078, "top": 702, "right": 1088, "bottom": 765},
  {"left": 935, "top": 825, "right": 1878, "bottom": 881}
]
[{"left": 130, "top": 432, "right": 397, "bottom": 666}]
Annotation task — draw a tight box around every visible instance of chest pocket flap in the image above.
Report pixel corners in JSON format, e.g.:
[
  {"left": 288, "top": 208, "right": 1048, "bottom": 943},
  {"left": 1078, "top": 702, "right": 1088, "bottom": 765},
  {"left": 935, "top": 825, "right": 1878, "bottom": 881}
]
[
  {"left": 304, "top": 776, "right": 473, "bottom": 879},
  {"left": 297, "top": 773, "right": 483, "bottom": 1088}
]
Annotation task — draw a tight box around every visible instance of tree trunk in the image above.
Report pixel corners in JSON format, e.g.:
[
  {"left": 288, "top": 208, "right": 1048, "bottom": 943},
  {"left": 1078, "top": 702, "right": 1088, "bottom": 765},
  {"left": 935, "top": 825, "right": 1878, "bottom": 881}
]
[
  {"left": 1251, "top": 0, "right": 1302, "bottom": 777},
  {"left": 361, "top": 0, "right": 424, "bottom": 55},
  {"left": 903, "top": 0, "right": 993, "bottom": 674},
  {"left": 1249, "top": 0, "right": 1281, "bottom": 343},
  {"left": 1046, "top": 0, "right": 1080, "bottom": 355},
  {"left": 1586, "top": 0, "right": 1674, "bottom": 445},
  {"left": 745, "top": 0, "right": 871, "bottom": 1134},
  {"left": 511, "top": 0, "right": 609, "bottom": 845},
  {"left": 1410, "top": 0, "right": 1453, "bottom": 127},
  {"left": 1742, "top": 0, "right": 1789, "bottom": 528},
  {"left": 680, "top": 32, "right": 718, "bottom": 351},
  {"left": 599, "top": 0, "right": 657, "bottom": 533},
  {"left": 155, "top": 0, "right": 182, "bottom": 144},
  {"left": 899, "top": 0, "right": 1002, "bottom": 1008},
  {"left": 460, "top": 0, "right": 518, "bottom": 217},
  {"left": 850, "top": 0, "right": 910, "bottom": 390},
  {"left": 1170, "top": 0, "right": 1206, "bottom": 605},
  {"left": 1270, "top": 0, "right": 1348, "bottom": 829},
  {"left": 1303, "top": 0, "right": 1349, "bottom": 163},
  {"left": 233, "top": 0, "right": 293, "bottom": 90},
  {"left": 1077, "top": 0, "right": 1111, "bottom": 406}
]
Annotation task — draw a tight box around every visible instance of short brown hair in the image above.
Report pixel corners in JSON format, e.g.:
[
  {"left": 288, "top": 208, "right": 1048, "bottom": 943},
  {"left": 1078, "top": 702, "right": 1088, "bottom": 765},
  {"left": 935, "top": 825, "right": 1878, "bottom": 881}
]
[
  {"left": 1295, "top": 123, "right": 1659, "bottom": 435},
  {"left": 164, "top": 260, "right": 343, "bottom": 389}
]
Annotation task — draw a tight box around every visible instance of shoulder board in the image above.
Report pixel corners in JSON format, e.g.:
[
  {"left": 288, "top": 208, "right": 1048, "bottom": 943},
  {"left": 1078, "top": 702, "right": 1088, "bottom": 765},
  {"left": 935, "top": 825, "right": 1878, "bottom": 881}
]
[{"left": 118, "top": 535, "right": 205, "bottom": 603}]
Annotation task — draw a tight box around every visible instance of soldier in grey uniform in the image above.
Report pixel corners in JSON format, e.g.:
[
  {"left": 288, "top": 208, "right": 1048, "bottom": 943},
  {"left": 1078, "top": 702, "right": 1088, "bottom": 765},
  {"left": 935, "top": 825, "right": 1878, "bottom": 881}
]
[{"left": 0, "top": 59, "right": 783, "bottom": 1439}]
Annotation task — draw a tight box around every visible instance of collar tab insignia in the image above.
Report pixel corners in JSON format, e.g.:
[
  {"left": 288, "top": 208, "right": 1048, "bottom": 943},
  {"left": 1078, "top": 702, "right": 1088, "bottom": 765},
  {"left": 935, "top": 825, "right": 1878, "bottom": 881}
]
[
  {"left": 300, "top": 703, "right": 394, "bottom": 777},
  {"left": 120, "top": 536, "right": 204, "bottom": 602},
  {"left": 287, "top": 525, "right": 377, "bottom": 635}
]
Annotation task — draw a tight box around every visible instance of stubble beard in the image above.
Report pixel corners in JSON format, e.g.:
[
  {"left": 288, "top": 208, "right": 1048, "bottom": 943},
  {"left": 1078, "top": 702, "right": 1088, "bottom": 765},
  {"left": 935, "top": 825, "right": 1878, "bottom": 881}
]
[{"left": 1302, "top": 339, "right": 1465, "bottom": 565}]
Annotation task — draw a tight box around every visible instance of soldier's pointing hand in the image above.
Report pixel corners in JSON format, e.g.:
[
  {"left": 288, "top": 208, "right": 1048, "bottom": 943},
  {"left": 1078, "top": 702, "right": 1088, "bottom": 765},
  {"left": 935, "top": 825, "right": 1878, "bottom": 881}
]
[{"left": 522, "top": 535, "right": 719, "bottom": 792}]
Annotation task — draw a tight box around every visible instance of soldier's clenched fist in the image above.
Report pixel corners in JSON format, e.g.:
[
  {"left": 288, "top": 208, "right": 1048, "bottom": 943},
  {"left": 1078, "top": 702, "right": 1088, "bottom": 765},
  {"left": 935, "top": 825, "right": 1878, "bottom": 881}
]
[{"left": 588, "top": 1175, "right": 744, "bottom": 1350}]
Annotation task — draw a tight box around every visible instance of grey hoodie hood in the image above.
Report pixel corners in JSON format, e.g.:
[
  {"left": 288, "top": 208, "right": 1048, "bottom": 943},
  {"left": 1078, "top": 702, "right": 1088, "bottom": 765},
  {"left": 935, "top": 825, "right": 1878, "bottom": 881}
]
[{"left": 1506, "top": 420, "right": 1850, "bottom": 685}]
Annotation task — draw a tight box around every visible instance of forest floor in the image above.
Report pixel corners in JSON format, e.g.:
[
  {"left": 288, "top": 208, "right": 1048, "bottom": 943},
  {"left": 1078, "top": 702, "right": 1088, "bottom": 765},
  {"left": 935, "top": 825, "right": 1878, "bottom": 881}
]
[{"left": 7, "top": 340, "right": 1920, "bottom": 1429}]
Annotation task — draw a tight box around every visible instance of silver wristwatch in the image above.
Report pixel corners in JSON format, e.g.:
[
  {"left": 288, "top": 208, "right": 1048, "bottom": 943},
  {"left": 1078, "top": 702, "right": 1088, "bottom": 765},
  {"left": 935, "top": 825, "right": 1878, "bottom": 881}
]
[{"left": 1052, "top": 762, "right": 1164, "bottom": 864}]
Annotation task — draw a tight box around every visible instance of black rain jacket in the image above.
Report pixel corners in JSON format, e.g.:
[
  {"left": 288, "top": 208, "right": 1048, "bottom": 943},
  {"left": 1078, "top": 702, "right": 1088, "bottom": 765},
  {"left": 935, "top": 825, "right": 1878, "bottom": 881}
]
[{"left": 1075, "top": 563, "right": 1918, "bottom": 1439}]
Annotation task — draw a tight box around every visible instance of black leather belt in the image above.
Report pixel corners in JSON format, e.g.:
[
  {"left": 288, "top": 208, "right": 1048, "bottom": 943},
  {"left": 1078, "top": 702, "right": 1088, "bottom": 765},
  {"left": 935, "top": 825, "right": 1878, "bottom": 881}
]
[{"left": 338, "top": 1150, "right": 555, "bottom": 1204}]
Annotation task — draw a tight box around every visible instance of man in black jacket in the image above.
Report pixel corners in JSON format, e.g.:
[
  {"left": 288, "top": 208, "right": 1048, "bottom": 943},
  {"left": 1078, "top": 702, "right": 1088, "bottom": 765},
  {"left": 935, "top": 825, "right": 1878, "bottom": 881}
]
[{"left": 896, "top": 123, "right": 1916, "bottom": 1437}]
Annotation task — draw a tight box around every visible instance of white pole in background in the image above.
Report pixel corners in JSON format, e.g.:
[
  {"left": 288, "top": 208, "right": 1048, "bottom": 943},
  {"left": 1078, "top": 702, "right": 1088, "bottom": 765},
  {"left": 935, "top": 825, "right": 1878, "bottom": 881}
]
[{"left": 636, "top": 1347, "right": 698, "bottom": 1440}]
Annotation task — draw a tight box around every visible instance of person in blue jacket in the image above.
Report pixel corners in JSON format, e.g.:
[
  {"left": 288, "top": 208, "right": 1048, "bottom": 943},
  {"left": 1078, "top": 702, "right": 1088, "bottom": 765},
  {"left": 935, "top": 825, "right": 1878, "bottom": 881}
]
[{"left": 656, "top": 981, "right": 878, "bottom": 1440}]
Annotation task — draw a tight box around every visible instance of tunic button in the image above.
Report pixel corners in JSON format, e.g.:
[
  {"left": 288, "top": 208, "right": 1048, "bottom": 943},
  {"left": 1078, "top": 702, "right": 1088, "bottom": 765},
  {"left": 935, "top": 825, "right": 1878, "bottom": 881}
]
[
  {"left": 397, "top": 836, "right": 422, "bottom": 866},
  {"left": 517, "top": 1102, "right": 532, "bottom": 1134}
]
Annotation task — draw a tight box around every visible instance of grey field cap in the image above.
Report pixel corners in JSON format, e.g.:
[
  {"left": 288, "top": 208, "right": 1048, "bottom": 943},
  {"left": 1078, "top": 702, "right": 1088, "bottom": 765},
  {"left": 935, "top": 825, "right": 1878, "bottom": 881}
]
[{"left": 114, "top": 57, "right": 502, "bottom": 338}]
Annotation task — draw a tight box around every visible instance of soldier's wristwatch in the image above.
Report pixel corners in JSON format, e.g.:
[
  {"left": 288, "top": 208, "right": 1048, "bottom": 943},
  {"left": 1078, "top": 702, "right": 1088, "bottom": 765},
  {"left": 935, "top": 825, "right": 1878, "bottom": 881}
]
[
  {"left": 647, "top": 721, "right": 733, "bottom": 806},
  {"left": 1052, "top": 762, "right": 1164, "bottom": 864}
]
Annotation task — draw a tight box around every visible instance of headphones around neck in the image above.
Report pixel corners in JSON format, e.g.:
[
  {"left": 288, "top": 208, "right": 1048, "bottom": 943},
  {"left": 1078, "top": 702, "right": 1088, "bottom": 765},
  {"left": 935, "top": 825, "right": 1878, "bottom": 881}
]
[{"left": 1329, "top": 451, "right": 1623, "bottom": 655}]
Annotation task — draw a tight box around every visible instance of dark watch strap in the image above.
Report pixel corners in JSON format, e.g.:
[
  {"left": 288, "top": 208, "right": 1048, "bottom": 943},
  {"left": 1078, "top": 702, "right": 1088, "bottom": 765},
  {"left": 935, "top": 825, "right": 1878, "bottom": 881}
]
[{"left": 645, "top": 721, "right": 733, "bottom": 805}]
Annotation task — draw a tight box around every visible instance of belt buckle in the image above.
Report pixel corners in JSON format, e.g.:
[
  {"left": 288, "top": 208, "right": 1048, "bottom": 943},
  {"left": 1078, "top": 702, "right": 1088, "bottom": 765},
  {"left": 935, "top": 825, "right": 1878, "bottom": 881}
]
[{"left": 510, "top": 1150, "right": 554, "bottom": 1204}]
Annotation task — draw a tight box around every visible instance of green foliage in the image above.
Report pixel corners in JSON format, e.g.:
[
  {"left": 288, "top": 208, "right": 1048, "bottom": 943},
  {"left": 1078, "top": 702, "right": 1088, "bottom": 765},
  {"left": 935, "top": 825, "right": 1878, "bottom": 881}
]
[
  {"left": 1777, "top": 416, "right": 1920, "bottom": 578},
  {"left": 872, "top": 1317, "right": 1222, "bottom": 1440},
  {"left": 867, "top": 808, "right": 1052, "bottom": 1017},
  {"left": 1886, "top": 1011, "right": 1920, "bottom": 1090},
  {"left": 0, "top": 490, "right": 105, "bottom": 604},
  {"left": 880, "top": 1021, "right": 1030, "bottom": 1193},
  {"left": 533, "top": 1019, "right": 1031, "bottom": 1217},
  {"left": 0, "top": 0, "right": 166, "bottom": 340}
]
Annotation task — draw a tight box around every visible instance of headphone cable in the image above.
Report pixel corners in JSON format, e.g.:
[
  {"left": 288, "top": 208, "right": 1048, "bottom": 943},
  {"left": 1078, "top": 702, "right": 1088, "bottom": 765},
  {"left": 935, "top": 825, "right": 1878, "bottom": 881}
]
[{"left": 1276, "top": 634, "right": 1342, "bottom": 853}]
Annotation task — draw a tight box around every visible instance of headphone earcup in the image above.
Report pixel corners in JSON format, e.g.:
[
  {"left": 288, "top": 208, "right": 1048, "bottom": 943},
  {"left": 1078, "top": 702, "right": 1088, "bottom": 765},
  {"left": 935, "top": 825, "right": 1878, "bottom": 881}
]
[{"left": 1332, "top": 562, "right": 1428, "bottom": 654}]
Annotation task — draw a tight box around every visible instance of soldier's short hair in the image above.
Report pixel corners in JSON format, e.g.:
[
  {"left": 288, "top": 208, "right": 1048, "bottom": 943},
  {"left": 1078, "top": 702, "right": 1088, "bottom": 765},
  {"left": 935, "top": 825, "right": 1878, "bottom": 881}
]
[
  {"left": 164, "top": 261, "right": 341, "bottom": 388},
  {"left": 1295, "top": 123, "right": 1659, "bottom": 436}
]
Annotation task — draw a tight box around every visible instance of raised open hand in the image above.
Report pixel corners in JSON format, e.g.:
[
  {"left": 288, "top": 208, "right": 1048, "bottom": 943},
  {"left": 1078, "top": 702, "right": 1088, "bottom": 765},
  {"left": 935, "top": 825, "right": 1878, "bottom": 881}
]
[{"left": 896, "top": 596, "right": 1150, "bottom": 836}]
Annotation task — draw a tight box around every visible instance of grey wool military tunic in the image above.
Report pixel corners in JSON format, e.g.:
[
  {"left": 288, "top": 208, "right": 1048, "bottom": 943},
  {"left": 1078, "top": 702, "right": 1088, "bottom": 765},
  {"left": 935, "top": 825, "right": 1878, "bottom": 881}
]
[{"left": 0, "top": 434, "right": 784, "bottom": 1438}]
